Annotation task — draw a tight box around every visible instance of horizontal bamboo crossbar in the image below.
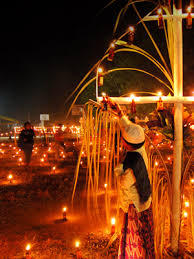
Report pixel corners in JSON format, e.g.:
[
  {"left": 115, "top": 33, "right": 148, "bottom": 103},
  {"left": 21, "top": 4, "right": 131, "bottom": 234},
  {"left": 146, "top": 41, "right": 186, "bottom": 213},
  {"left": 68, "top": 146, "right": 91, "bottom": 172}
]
[
  {"left": 97, "top": 96, "right": 194, "bottom": 104},
  {"left": 143, "top": 13, "right": 194, "bottom": 22}
]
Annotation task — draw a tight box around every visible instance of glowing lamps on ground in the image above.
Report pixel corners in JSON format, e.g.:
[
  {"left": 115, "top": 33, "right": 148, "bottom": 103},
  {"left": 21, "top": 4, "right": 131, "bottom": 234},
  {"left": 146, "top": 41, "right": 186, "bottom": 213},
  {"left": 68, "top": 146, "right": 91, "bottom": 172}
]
[
  {"left": 25, "top": 244, "right": 31, "bottom": 259},
  {"left": 75, "top": 240, "right": 82, "bottom": 259},
  {"left": 18, "top": 158, "right": 22, "bottom": 165},
  {"left": 8, "top": 174, "right": 13, "bottom": 184},
  {"left": 62, "top": 207, "right": 67, "bottom": 221}
]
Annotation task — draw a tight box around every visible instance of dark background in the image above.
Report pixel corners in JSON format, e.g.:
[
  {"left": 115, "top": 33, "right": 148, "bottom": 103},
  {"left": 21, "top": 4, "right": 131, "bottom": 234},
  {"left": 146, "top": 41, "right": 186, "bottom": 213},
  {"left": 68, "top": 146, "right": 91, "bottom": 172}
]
[{"left": 0, "top": 1, "right": 193, "bottom": 122}]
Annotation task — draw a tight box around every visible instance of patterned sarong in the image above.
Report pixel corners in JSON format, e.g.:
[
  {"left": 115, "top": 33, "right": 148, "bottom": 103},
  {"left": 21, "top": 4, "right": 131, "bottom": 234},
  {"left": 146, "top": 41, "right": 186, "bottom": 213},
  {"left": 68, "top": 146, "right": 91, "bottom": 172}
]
[{"left": 118, "top": 204, "right": 155, "bottom": 259}]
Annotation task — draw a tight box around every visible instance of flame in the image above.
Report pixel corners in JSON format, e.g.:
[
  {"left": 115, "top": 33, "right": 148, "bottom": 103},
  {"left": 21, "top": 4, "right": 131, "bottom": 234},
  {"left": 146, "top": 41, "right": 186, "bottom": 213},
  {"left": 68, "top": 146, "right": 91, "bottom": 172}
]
[
  {"left": 8, "top": 174, "right": 13, "bottom": 180},
  {"left": 26, "top": 244, "right": 31, "bottom": 251},
  {"left": 75, "top": 241, "right": 80, "bottom": 248},
  {"left": 111, "top": 217, "right": 116, "bottom": 225}
]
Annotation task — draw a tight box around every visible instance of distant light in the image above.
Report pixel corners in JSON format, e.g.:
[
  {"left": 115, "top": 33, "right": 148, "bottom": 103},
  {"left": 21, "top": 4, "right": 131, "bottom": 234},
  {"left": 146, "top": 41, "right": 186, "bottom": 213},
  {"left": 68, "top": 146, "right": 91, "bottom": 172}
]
[
  {"left": 185, "top": 201, "right": 189, "bottom": 207},
  {"left": 130, "top": 94, "right": 135, "bottom": 99},
  {"left": 128, "top": 26, "right": 135, "bottom": 32},
  {"left": 187, "top": 6, "right": 192, "bottom": 13},
  {"left": 157, "top": 8, "right": 162, "bottom": 15},
  {"left": 155, "top": 161, "right": 159, "bottom": 166},
  {"left": 98, "top": 67, "right": 103, "bottom": 73},
  {"left": 104, "top": 183, "right": 108, "bottom": 189},
  {"left": 190, "top": 178, "right": 194, "bottom": 184},
  {"left": 63, "top": 207, "right": 67, "bottom": 212},
  {"left": 157, "top": 91, "right": 162, "bottom": 96},
  {"left": 101, "top": 92, "right": 106, "bottom": 97},
  {"left": 110, "top": 42, "right": 115, "bottom": 48}
]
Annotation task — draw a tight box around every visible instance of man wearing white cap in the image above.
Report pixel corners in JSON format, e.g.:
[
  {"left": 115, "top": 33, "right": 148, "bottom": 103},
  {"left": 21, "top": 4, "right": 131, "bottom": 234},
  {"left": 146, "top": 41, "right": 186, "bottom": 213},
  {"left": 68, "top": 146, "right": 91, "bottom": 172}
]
[{"left": 108, "top": 99, "right": 155, "bottom": 259}]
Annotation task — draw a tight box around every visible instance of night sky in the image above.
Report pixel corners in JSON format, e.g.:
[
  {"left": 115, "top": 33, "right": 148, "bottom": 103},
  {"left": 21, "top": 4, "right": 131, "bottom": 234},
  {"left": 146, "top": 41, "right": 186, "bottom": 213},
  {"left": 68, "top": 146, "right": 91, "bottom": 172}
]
[{"left": 0, "top": 2, "right": 193, "bottom": 122}]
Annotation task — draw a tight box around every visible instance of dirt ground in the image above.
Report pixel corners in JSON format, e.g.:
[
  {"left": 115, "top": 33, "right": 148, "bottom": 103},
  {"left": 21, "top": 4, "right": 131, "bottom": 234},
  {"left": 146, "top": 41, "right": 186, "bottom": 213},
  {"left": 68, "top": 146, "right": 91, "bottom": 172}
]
[{"left": 0, "top": 141, "right": 119, "bottom": 259}]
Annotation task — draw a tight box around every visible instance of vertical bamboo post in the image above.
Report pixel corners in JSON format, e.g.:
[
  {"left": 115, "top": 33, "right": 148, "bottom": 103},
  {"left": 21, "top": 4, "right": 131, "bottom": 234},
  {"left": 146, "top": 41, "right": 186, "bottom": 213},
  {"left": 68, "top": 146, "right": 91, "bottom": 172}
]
[{"left": 171, "top": 0, "right": 183, "bottom": 254}]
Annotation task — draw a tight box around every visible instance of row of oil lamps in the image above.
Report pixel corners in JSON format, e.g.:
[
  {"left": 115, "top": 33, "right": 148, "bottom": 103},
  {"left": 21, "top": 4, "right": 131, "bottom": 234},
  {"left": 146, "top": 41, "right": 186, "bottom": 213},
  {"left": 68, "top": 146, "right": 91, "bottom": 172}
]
[{"left": 24, "top": 206, "right": 116, "bottom": 259}]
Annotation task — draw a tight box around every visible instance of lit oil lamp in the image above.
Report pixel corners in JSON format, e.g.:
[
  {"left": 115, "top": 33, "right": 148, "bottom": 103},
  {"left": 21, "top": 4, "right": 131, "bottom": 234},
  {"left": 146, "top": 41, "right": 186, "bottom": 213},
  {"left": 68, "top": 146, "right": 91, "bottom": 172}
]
[
  {"left": 183, "top": 211, "right": 188, "bottom": 218},
  {"left": 52, "top": 166, "right": 56, "bottom": 173},
  {"left": 155, "top": 161, "right": 159, "bottom": 167},
  {"left": 104, "top": 183, "right": 108, "bottom": 189},
  {"left": 8, "top": 174, "right": 13, "bottom": 184},
  {"left": 62, "top": 207, "right": 67, "bottom": 221},
  {"left": 19, "top": 158, "right": 22, "bottom": 165},
  {"left": 185, "top": 201, "right": 189, "bottom": 208},
  {"left": 40, "top": 158, "right": 44, "bottom": 163},
  {"left": 75, "top": 241, "right": 82, "bottom": 259},
  {"left": 111, "top": 217, "right": 116, "bottom": 235},
  {"left": 25, "top": 244, "right": 31, "bottom": 259}
]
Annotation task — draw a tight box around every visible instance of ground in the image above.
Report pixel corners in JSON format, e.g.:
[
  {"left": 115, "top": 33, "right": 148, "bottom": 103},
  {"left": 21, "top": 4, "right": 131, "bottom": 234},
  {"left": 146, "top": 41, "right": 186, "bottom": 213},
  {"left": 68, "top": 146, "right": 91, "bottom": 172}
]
[{"left": 0, "top": 140, "right": 119, "bottom": 259}]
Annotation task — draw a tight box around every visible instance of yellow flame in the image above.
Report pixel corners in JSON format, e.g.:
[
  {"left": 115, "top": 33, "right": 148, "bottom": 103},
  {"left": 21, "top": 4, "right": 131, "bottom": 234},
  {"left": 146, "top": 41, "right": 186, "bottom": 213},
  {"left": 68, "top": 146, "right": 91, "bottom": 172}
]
[{"left": 26, "top": 244, "right": 31, "bottom": 251}]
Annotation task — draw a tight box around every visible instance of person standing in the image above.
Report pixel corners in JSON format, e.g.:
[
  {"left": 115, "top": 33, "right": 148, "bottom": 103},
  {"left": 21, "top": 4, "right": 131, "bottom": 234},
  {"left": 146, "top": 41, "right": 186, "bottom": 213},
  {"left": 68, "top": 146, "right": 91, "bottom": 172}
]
[
  {"left": 18, "top": 122, "right": 35, "bottom": 167},
  {"left": 108, "top": 99, "right": 155, "bottom": 259}
]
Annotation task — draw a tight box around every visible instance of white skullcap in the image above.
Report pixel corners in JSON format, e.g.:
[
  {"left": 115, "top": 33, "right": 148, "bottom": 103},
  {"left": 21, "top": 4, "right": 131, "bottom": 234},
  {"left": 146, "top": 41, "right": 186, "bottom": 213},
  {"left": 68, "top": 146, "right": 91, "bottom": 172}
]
[{"left": 119, "top": 115, "right": 145, "bottom": 144}]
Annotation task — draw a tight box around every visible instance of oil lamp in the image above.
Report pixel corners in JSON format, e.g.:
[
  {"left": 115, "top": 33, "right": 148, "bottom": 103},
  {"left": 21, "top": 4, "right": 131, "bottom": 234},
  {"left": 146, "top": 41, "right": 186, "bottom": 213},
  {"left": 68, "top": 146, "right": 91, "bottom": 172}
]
[
  {"left": 97, "top": 67, "right": 103, "bottom": 87},
  {"left": 157, "top": 97, "right": 164, "bottom": 111},
  {"left": 25, "top": 244, "right": 31, "bottom": 259},
  {"left": 183, "top": 211, "right": 188, "bottom": 218},
  {"left": 8, "top": 174, "right": 13, "bottom": 184},
  {"left": 186, "top": 6, "right": 192, "bottom": 29},
  {"left": 62, "top": 207, "right": 67, "bottom": 221},
  {"left": 128, "top": 26, "right": 135, "bottom": 44},
  {"left": 111, "top": 217, "right": 116, "bottom": 235},
  {"left": 75, "top": 241, "right": 82, "bottom": 259},
  {"left": 107, "top": 42, "right": 115, "bottom": 62},
  {"left": 157, "top": 8, "right": 164, "bottom": 29}
]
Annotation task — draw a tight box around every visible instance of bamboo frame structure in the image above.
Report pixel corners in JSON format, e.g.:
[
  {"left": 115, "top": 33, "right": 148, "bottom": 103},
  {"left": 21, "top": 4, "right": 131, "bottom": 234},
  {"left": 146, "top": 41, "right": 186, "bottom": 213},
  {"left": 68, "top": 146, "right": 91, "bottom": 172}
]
[{"left": 69, "top": 0, "right": 194, "bottom": 256}]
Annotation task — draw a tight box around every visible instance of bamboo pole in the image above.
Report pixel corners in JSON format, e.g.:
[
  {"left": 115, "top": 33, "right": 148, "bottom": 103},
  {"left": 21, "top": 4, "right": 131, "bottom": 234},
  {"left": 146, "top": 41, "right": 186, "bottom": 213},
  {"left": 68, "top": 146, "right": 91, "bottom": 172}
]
[{"left": 171, "top": 1, "right": 183, "bottom": 254}]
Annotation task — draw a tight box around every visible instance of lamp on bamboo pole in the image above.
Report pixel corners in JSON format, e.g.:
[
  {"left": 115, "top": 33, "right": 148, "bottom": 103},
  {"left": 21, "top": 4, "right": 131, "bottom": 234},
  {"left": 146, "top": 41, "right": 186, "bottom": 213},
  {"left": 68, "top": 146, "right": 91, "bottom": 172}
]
[{"left": 93, "top": 0, "right": 193, "bottom": 255}]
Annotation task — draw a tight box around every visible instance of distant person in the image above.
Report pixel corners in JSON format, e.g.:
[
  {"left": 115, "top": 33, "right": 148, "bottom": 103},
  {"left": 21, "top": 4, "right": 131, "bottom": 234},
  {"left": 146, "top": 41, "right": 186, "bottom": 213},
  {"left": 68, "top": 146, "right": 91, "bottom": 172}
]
[
  {"left": 18, "top": 122, "right": 35, "bottom": 167},
  {"left": 54, "top": 124, "right": 65, "bottom": 148}
]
